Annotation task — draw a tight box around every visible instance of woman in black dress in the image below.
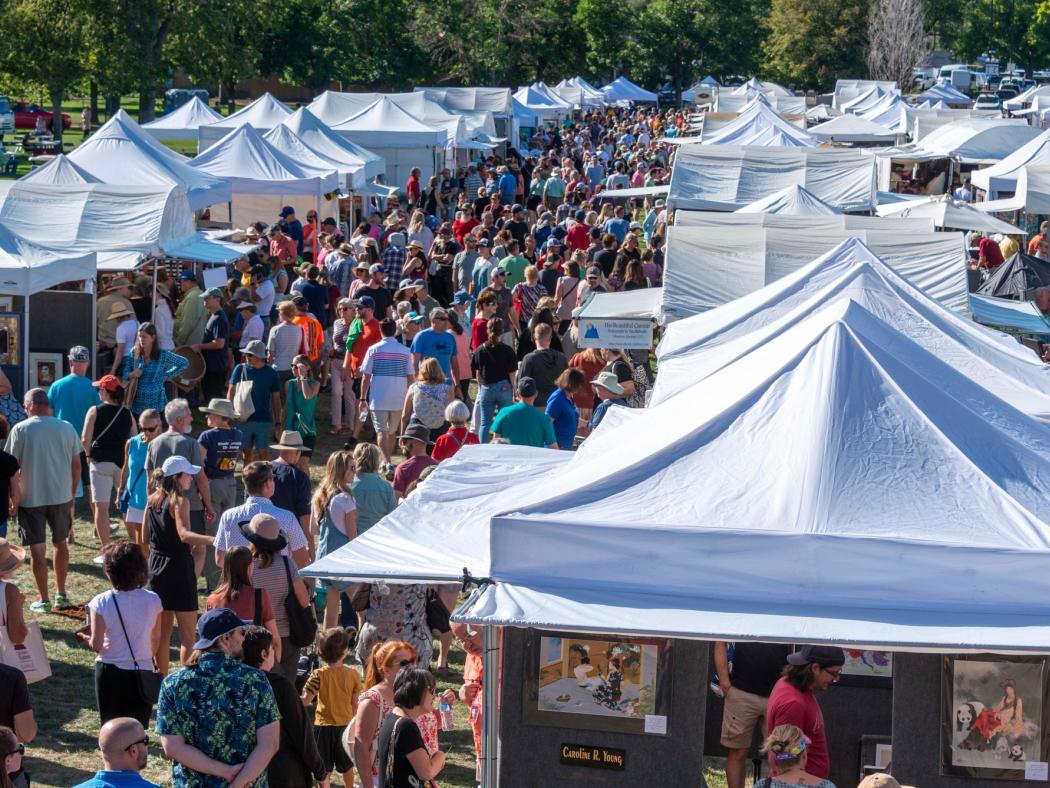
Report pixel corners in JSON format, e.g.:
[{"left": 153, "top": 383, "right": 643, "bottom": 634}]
[{"left": 146, "top": 455, "right": 214, "bottom": 674}]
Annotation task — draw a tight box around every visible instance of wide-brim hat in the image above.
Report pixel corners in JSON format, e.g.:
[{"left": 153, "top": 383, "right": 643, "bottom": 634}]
[
  {"left": 407, "top": 239, "right": 425, "bottom": 250},
  {"left": 397, "top": 422, "right": 434, "bottom": 446},
  {"left": 107, "top": 303, "right": 135, "bottom": 320},
  {"left": 0, "top": 538, "right": 26, "bottom": 576},
  {"left": 270, "top": 429, "right": 305, "bottom": 452},
  {"left": 199, "top": 398, "right": 237, "bottom": 421},
  {"left": 105, "top": 277, "right": 131, "bottom": 292},
  {"left": 239, "top": 514, "right": 288, "bottom": 552}
]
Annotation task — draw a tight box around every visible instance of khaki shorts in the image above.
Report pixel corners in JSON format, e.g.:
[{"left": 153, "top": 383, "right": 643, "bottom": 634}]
[
  {"left": 371, "top": 410, "right": 400, "bottom": 436},
  {"left": 88, "top": 461, "right": 122, "bottom": 504},
  {"left": 720, "top": 686, "right": 768, "bottom": 750}
]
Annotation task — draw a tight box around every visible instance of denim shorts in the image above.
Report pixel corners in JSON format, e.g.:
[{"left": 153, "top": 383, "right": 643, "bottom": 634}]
[{"left": 241, "top": 420, "right": 272, "bottom": 450}]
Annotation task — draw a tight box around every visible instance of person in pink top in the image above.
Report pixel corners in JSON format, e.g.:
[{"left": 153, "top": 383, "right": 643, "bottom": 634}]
[
  {"left": 448, "top": 293, "right": 473, "bottom": 402},
  {"left": 766, "top": 645, "right": 844, "bottom": 780}
]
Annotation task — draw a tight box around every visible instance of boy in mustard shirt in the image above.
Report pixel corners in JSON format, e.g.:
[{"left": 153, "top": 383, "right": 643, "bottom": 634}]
[{"left": 301, "top": 627, "right": 362, "bottom": 786}]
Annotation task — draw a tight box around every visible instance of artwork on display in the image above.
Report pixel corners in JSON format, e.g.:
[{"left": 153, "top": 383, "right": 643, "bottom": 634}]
[
  {"left": 522, "top": 630, "right": 673, "bottom": 735},
  {"left": 942, "top": 655, "right": 1050, "bottom": 780},
  {"left": 29, "top": 352, "right": 62, "bottom": 390},
  {"left": 839, "top": 650, "right": 894, "bottom": 688},
  {"left": 0, "top": 314, "right": 21, "bottom": 367},
  {"left": 0, "top": 298, "right": 13, "bottom": 313}
]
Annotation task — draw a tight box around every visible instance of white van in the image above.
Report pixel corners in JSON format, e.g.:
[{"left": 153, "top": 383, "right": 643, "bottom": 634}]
[{"left": 938, "top": 65, "right": 977, "bottom": 93}]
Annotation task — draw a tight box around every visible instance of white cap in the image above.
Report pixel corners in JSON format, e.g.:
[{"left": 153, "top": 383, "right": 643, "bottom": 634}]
[{"left": 161, "top": 456, "right": 201, "bottom": 477}]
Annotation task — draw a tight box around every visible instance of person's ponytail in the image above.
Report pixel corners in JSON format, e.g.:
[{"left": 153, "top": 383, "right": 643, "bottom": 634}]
[{"left": 487, "top": 317, "right": 504, "bottom": 348}]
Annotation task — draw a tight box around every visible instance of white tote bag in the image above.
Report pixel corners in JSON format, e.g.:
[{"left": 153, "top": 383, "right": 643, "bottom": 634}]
[
  {"left": 233, "top": 365, "right": 255, "bottom": 422},
  {"left": 0, "top": 584, "right": 50, "bottom": 684}
]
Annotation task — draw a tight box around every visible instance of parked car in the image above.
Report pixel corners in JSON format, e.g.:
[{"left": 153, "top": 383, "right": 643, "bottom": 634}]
[
  {"left": 0, "top": 97, "right": 13, "bottom": 134},
  {"left": 974, "top": 93, "right": 1001, "bottom": 111},
  {"left": 12, "top": 102, "right": 71, "bottom": 130},
  {"left": 997, "top": 87, "right": 1020, "bottom": 103}
]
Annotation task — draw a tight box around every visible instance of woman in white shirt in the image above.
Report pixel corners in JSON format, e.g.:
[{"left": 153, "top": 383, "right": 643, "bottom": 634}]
[
  {"left": 311, "top": 451, "right": 357, "bottom": 630},
  {"left": 153, "top": 281, "right": 175, "bottom": 350},
  {"left": 78, "top": 541, "right": 163, "bottom": 726},
  {"left": 236, "top": 301, "right": 264, "bottom": 350}
]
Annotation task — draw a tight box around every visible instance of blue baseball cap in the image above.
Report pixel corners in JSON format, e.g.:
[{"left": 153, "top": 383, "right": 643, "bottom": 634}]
[
  {"left": 179, "top": 271, "right": 197, "bottom": 281},
  {"left": 352, "top": 295, "right": 376, "bottom": 310},
  {"left": 405, "top": 311, "right": 426, "bottom": 324},
  {"left": 452, "top": 290, "right": 471, "bottom": 306},
  {"left": 192, "top": 608, "right": 249, "bottom": 649}
]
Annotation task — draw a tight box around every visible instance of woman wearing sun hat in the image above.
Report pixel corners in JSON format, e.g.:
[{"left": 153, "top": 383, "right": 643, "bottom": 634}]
[{"left": 106, "top": 302, "right": 139, "bottom": 377}]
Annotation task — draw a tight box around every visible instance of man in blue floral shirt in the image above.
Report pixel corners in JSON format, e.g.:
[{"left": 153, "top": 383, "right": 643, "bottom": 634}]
[{"left": 157, "top": 609, "right": 280, "bottom": 787}]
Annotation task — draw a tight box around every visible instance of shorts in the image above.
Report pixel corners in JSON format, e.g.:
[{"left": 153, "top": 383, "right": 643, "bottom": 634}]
[
  {"left": 18, "top": 504, "right": 73, "bottom": 546},
  {"left": 371, "top": 410, "right": 400, "bottom": 435},
  {"left": 124, "top": 506, "right": 145, "bottom": 524},
  {"left": 720, "top": 686, "right": 768, "bottom": 750},
  {"left": 241, "top": 420, "right": 272, "bottom": 450},
  {"left": 315, "top": 724, "right": 353, "bottom": 774},
  {"left": 302, "top": 434, "right": 316, "bottom": 454},
  {"left": 88, "top": 461, "right": 122, "bottom": 504}
]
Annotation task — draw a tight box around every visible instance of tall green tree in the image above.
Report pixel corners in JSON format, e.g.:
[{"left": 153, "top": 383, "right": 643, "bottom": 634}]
[
  {"left": 957, "top": 0, "right": 1050, "bottom": 74},
  {"left": 633, "top": 0, "right": 711, "bottom": 98},
  {"left": 573, "top": 0, "right": 642, "bottom": 83},
  {"left": 0, "top": 0, "right": 90, "bottom": 135},
  {"left": 763, "top": 0, "right": 869, "bottom": 90}
]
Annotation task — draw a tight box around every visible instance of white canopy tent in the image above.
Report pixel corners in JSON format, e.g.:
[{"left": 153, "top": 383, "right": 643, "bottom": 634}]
[
  {"left": 654, "top": 237, "right": 1050, "bottom": 417},
  {"left": 1004, "top": 84, "right": 1050, "bottom": 112},
  {"left": 263, "top": 124, "right": 357, "bottom": 192},
  {"left": 527, "top": 82, "right": 573, "bottom": 113},
  {"left": 189, "top": 125, "right": 339, "bottom": 230},
  {"left": 833, "top": 79, "right": 898, "bottom": 109},
  {"left": 281, "top": 108, "right": 385, "bottom": 190},
  {"left": 575, "top": 288, "right": 664, "bottom": 349},
  {"left": 331, "top": 98, "right": 445, "bottom": 186},
  {"left": 667, "top": 144, "right": 877, "bottom": 212},
  {"left": 909, "top": 108, "right": 1002, "bottom": 142},
  {"left": 675, "top": 212, "right": 932, "bottom": 233},
  {"left": 809, "top": 113, "right": 899, "bottom": 143},
  {"left": 600, "top": 76, "right": 658, "bottom": 104},
  {"left": 197, "top": 93, "right": 292, "bottom": 152},
  {"left": 701, "top": 97, "right": 816, "bottom": 147},
  {"left": 306, "top": 91, "right": 376, "bottom": 125},
  {"left": 735, "top": 184, "right": 841, "bottom": 214},
  {"left": 511, "top": 85, "right": 571, "bottom": 120},
  {"left": 660, "top": 224, "right": 968, "bottom": 318},
  {"left": 969, "top": 129, "right": 1050, "bottom": 198},
  {"left": 19, "top": 154, "right": 98, "bottom": 185},
  {"left": 0, "top": 222, "right": 96, "bottom": 295},
  {"left": 841, "top": 86, "right": 888, "bottom": 114},
  {"left": 856, "top": 93, "right": 909, "bottom": 133},
  {"left": 66, "top": 111, "right": 231, "bottom": 211},
  {"left": 918, "top": 84, "right": 973, "bottom": 106},
  {"left": 911, "top": 118, "right": 1041, "bottom": 163},
  {"left": 553, "top": 76, "right": 605, "bottom": 108},
  {"left": 141, "top": 97, "right": 223, "bottom": 142},
  {"left": 875, "top": 194, "right": 1022, "bottom": 233},
  {"left": 413, "top": 87, "right": 514, "bottom": 116}
]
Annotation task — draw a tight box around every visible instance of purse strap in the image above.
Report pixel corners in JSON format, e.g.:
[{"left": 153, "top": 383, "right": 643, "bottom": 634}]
[
  {"left": 111, "top": 594, "right": 142, "bottom": 671},
  {"left": 126, "top": 457, "right": 147, "bottom": 498},
  {"left": 90, "top": 404, "right": 128, "bottom": 453}
]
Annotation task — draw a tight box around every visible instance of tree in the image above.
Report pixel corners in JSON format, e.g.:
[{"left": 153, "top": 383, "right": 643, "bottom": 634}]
[
  {"left": 634, "top": 0, "right": 711, "bottom": 100},
  {"left": 763, "top": 0, "right": 870, "bottom": 90},
  {"left": 958, "top": 0, "right": 1050, "bottom": 75},
  {"left": 0, "top": 0, "right": 90, "bottom": 135},
  {"left": 574, "top": 0, "right": 642, "bottom": 82},
  {"left": 867, "top": 0, "right": 927, "bottom": 90}
]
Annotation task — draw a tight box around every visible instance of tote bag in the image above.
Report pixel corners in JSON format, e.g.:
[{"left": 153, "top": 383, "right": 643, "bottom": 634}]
[
  {"left": 233, "top": 365, "right": 255, "bottom": 422},
  {"left": 0, "top": 585, "right": 50, "bottom": 683}
]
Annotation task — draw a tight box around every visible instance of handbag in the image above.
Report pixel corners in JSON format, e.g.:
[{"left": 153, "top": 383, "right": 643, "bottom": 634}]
[
  {"left": 425, "top": 588, "right": 451, "bottom": 634},
  {"left": 232, "top": 365, "right": 255, "bottom": 422},
  {"left": 119, "top": 462, "right": 146, "bottom": 516},
  {"left": 351, "top": 583, "right": 372, "bottom": 612},
  {"left": 0, "top": 585, "right": 50, "bottom": 684},
  {"left": 112, "top": 595, "right": 162, "bottom": 705},
  {"left": 282, "top": 556, "right": 317, "bottom": 648}
]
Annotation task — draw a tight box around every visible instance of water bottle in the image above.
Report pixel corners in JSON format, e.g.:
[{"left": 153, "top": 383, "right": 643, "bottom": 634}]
[{"left": 439, "top": 698, "right": 454, "bottom": 731}]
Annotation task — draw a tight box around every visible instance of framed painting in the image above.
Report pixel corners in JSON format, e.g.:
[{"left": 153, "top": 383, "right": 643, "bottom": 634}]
[
  {"left": 942, "top": 654, "right": 1050, "bottom": 780},
  {"left": 839, "top": 650, "right": 893, "bottom": 688},
  {"left": 522, "top": 629, "right": 673, "bottom": 736},
  {"left": 29, "top": 352, "right": 62, "bottom": 390},
  {"left": 0, "top": 314, "right": 21, "bottom": 367}
]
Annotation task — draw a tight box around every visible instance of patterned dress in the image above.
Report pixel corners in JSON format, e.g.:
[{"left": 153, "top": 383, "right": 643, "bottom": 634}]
[
  {"left": 124, "top": 349, "right": 189, "bottom": 414},
  {"left": 156, "top": 652, "right": 280, "bottom": 787},
  {"left": 355, "top": 583, "right": 433, "bottom": 670}
]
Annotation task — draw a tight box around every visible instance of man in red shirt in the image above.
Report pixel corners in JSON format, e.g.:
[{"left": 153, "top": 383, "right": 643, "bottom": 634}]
[
  {"left": 405, "top": 167, "right": 422, "bottom": 208},
  {"left": 977, "top": 235, "right": 1005, "bottom": 270},
  {"left": 268, "top": 227, "right": 297, "bottom": 265},
  {"left": 343, "top": 296, "right": 382, "bottom": 375},
  {"left": 566, "top": 209, "right": 591, "bottom": 252},
  {"left": 452, "top": 207, "right": 480, "bottom": 245},
  {"left": 765, "top": 645, "right": 844, "bottom": 780}
]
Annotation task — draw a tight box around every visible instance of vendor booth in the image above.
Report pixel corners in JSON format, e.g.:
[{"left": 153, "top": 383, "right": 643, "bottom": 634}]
[{"left": 576, "top": 288, "right": 663, "bottom": 350}]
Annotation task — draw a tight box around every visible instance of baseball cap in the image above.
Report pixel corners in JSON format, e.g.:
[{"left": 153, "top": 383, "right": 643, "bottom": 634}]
[
  {"left": 492, "top": 268, "right": 508, "bottom": 279},
  {"left": 517, "top": 376, "right": 537, "bottom": 397},
  {"left": 786, "top": 645, "right": 846, "bottom": 667},
  {"left": 92, "top": 374, "right": 123, "bottom": 393},
  {"left": 369, "top": 263, "right": 384, "bottom": 274},
  {"left": 629, "top": 221, "right": 643, "bottom": 230},
  {"left": 575, "top": 210, "right": 586, "bottom": 221},
  {"left": 478, "top": 238, "right": 492, "bottom": 247},
  {"left": 291, "top": 295, "right": 308, "bottom": 310},
  {"left": 179, "top": 270, "right": 197, "bottom": 281},
  {"left": 586, "top": 266, "right": 602, "bottom": 278},
  {"left": 242, "top": 340, "right": 267, "bottom": 360},
  {"left": 200, "top": 287, "right": 224, "bottom": 300},
  {"left": 192, "top": 608, "right": 250, "bottom": 650},
  {"left": 405, "top": 311, "right": 426, "bottom": 324},
  {"left": 352, "top": 295, "right": 376, "bottom": 310},
  {"left": 512, "top": 203, "right": 524, "bottom": 213},
  {"left": 161, "top": 456, "right": 201, "bottom": 477},
  {"left": 68, "top": 345, "right": 90, "bottom": 362},
  {"left": 280, "top": 206, "right": 295, "bottom": 217}
]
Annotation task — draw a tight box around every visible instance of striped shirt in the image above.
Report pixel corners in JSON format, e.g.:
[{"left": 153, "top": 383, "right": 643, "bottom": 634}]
[{"left": 360, "top": 337, "right": 413, "bottom": 411}]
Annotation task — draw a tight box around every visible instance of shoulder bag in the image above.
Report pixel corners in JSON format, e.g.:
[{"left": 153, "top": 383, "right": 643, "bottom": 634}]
[
  {"left": 232, "top": 364, "right": 255, "bottom": 422},
  {"left": 119, "top": 461, "right": 146, "bottom": 516},
  {"left": 425, "top": 587, "right": 451, "bottom": 634},
  {"left": 112, "top": 595, "right": 162, "bottom": 705},
  {"left": 0, "top": 582, "right": 50, "bottom": 684},
  {"left": 281, "top": 556, "right": 317, "bottom": 648}
]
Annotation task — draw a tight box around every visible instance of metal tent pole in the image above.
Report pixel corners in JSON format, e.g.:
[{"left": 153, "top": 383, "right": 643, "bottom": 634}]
[{"left": 481, "top": 624, "right": 500, "bottom": 787}]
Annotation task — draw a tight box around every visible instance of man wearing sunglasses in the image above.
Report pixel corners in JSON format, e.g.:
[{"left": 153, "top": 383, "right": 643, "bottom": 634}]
[
  {"left": 766, "top": 644, "right": 844, "bottom": 781},
  {"left": 73, "top": 716, "right": 158, "bottom": 787}
]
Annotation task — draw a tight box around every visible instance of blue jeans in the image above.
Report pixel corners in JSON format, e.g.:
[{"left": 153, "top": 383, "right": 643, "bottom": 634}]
[{"left": 476, "top": 381, "right": 513, "bottom": 445}]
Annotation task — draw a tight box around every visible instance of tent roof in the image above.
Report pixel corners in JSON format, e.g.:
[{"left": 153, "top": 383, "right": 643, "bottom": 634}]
[
  {"left": 970, "top": 129, "right": 1050, "bottom": 197},
  {"left": 1004, "top": 84, "right": 1050, "bottom": 111},
  {"left": 675, "top": 211, "right": 932, "bottom": 233},
  {"left": 655, "top": 237, "right": 1050, "bottom": 418},
  {"left": 901, "top": 118, "right": 1042, "bottom": 163},
  {"left": 577, "top": 287, "right": 663, "bottom": 320},
  {"left": 141, "top": 97, "right": 223, "bottom": 141},
  {"left": 667, "top": 144, "right": 877, "bottom": 212},
  {"left": 306, "top": 91, "right": 377, "bottom": 125},
  {"left": 701, "top": 97, "right": 815, "bottom": 147},
  {"left": 601, "top": 76, "right": 658, "bottom": 103},
  {"left": 0, "top": 221, "right": 96, "bottom": 294},
  {"left": 809, "top": 113, "right": 897, "bottom": 143},
  {"left": 918, "top": 84, "right": 972, "bottom": 105},
  {"left": 528, "top": 81, "right": 573, "bottom": 110},
  {"left": 67, "top": 110, "right": 231, "bottom": 211},
  {"left": 660, "top": 223, "right": 968, "bottom": 317},
  {"left": 553, "top": 77, "right": 605, "bottom": 108},
  {"left": 976, "top": 251, "right": 1050, "bottom": 298},
  {"left": 840, "top": 86, "right": 886, "bottom": 113},
  {"left": 189, "top": 124, "right": 338, "bottom": 195},
  {"left": 857, "top": 93, "right": 910, "bottom": 132},
  {"left": 511, "top": 85, "right": 571, "bottom": 117},
  {"left": 201, "top": 92, "right": 290, "bottom": 130},
  {"left": 19, "top": 154, "right": 99, "bottom": 185},
  {"left": 735, "top": 184, "right": 841, "bottom": 215},
  {"left": 875, "top": 193, "right": 1022, "bottom": 233},
  {"left": 331, "top": 98, "right": 447, "bottom": 147},
  {"left": 281, "top": 108, "right": 385, "bottom": 187},
  {"left": 413, "top": 87, "right": 514, "bottom": 115},
  {"left": 262, "top": 125, "right": 354, "bottom": 190},
  {"left": 971, "top": 294, "right": 1050, "bottom": 335}
]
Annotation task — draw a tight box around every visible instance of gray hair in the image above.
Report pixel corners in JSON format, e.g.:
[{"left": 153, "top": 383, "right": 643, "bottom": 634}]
[
  {"left": 23, "top": 387, "right": 48, "bottom": 409},
  {"left": 164, "top": 398, "right": 190, "bottom": 424},
  {"left": 445, "top": 399, "right": 471, "bottom": 424},
  {"left": 139, "top": 408, "right": 161, "bottom": 426},
  {"left": 430, "top": 307, "right": 448, "bottom": 321}
]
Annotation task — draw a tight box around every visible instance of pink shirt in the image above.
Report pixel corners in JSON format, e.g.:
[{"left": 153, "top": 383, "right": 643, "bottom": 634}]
[{"left": 766, "top": 677, "right": 829, "bottom": 778}]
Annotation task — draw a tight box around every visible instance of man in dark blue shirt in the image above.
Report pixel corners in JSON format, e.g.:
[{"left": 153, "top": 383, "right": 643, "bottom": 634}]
[
  {"left": 193, "top": 288, "right": 229, "bottom": 400},
  {"left": 279, "top": 206, "right": 304, "bottom": 257},
  {"left": 297, "top": 265, "right": 330, "bottom": 327}
]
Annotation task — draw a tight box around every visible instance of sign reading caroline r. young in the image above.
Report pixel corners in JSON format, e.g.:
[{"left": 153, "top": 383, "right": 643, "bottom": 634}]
[
  {"left": 576, "top": 318, "right": 654, "bottom": 349},
  {"left": 560, "top": 743, "right": 627, "bottom": 770}
]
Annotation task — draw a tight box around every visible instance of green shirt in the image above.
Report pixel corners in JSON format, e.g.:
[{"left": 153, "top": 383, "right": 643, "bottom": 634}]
[
  {"left": 491, "top": 401, "right": 556, "bottom": 448},
  {"left": 499, "top": 255, "right": 529, "bottom": 289},
  {"left": 285, "top": 379, "right": 318, "bottom": 437},
  {"left": 4, "top": 416, "right": 81, "bottom": 507},
  {"left": 173, "top": 285, "right": 208, "bottom": 347}
]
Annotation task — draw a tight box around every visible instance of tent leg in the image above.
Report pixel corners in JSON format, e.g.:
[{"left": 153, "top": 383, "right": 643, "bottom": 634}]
[
  {"left": 22, "top": 294, "right": 29, "bottom": 395},
  {"left": 315, "top": 190, "right": 321, "bottom": 262},
  {"left": 90, "top": 279, "right": 97, "bottom": 380},
  {"left": 481, "top": 625, "right": 500, "bottom": 787},
  {"left": 151, "top": 263, "right": 158, "bottom": 324}
]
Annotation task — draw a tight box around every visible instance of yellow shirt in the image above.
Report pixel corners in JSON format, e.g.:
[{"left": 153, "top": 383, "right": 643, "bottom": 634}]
[{"left": 304, "top": 662, "right": 363, "bottom": 727}]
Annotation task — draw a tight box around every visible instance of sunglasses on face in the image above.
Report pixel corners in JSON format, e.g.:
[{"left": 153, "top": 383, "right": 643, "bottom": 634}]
[
  {"left": 125, "top": 736, "right": 148, "bottom": 752},
  {"left": 398, "top": 658, "right": 417, "bottom": 668},
  {"left": 6, "top": 743, "right": 24, "bottom": 757},
  {"left": 142, "top": 425, "right": 161, "bottom": 433}
]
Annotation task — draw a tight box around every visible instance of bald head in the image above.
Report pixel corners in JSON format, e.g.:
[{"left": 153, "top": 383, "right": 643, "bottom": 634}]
[{"left": 99, "top": 717, "right": 148, "bottom": 772}]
